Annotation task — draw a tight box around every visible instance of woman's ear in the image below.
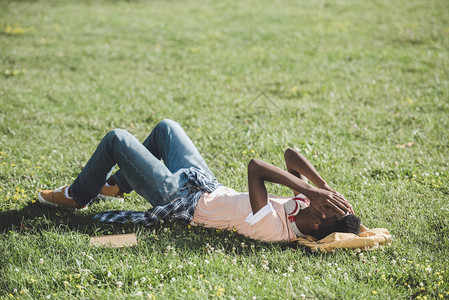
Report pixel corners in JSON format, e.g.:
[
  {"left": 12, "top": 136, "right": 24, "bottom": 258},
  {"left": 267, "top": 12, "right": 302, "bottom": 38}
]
[{"left": 312, "top": 219, "right": 319, "bottom": 230}]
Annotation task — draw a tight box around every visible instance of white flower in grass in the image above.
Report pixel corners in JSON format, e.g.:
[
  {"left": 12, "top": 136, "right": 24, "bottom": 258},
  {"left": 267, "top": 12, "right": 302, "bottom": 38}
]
[
  {"left": 116, "top": 281, "right": 123, "bottom": 288},
  {"left": 288, "top": 266, "right": 294, "bottom": 273},
  {"left": 205, "top": 259, "right": 210, "bottom": 264},
  {"left": 425, "top": 267, "right": 432, "bottom": 273},
  {"left": 261, "top": 260, "right": 269, "bottom": 271},
  {"left": 86, "top": 255, "right": 95, "bottom": 261},
  {"left": 63, "top": 281, "right": 69, "bottom": 286},
  {"left": 46, "top": 295, "right": 51, "bottom": 299},
  {"left": 107, "top": 271, "right": 112, "bottom": 278},
  {"left": 39, "top": 258, "right": 44, "bottom": 264},
  {"left": 134, "top": 281, "right": 138, "bottom": 286},
  {"left": 141, "top": 277, "right": 146, "bottom": 283},
  {"left": 171, "top": 277, "right": 176, "bottom": 282},
  {"left": 84, "top": 269, "right": 92, "bottom": 275},
  {"left": 391, "top": 259, "right": 397, "bottom": 265}
]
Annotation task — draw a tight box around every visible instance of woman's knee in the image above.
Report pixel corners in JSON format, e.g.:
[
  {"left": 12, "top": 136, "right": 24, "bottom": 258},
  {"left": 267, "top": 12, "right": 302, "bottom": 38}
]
[
  {"left": 153, "top": 119, "right": 183, "bottom": 138},
  {"left": 156, "top": 119, "right": 180, "bottom": 131},
  {"left": 105, "top": 129, "right": 133, "bottom": 142}
]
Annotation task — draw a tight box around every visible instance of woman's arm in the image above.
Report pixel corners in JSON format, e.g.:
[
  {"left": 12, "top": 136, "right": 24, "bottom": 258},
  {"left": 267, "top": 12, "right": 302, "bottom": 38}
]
[
  {"left": 284, "top": 147, "right": 327, "bottom": 193},
  {"left": 284, "top": 148, "right": 354, "bottom": 213},
  {"left": 284, "top": 148, "right": 332, "bottom": 191},
  {"left": 247, "top": 158, "right": 351, "bottom": 218}
]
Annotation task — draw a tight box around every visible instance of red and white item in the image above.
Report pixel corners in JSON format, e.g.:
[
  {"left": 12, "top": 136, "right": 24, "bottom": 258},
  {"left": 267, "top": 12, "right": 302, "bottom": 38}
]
[
  {"left": 285, "top": 194, "right": 310, "bottom": 238},
  {"left": 285, "top": 194, "right": 310, "bottom": 216}
]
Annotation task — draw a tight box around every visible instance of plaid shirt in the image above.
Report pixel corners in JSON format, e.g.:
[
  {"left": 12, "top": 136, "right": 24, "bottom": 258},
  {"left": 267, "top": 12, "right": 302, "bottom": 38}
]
[{"left": 93, "top": 167, "right": 221, "bottom": 226}]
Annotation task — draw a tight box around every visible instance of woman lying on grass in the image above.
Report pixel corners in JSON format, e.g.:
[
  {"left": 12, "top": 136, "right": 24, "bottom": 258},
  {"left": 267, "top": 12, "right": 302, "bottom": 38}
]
[{"left": 38, "top": 119, "right": 360, "bottom": 242}]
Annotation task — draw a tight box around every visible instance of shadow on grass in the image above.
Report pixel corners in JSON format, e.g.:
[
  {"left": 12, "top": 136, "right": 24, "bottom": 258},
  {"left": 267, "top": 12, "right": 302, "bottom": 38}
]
[
  {"left": 0, "top": 203, "right": 312, "bottom": 255},
  {"left": 0, "top": 202, "right": 105, "bottom": 234}
]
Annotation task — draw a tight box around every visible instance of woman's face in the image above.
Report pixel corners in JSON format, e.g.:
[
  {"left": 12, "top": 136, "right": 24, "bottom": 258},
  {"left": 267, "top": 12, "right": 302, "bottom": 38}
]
[{"left": 299, "top": 205, "right": 343, "bottom": 234}]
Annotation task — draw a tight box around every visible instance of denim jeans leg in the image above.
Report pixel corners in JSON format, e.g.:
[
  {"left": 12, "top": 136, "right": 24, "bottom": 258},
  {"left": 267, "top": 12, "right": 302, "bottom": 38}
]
[
  {"left": 113, "top": 119, "right": 216, "bottom": 192},
  {"left": 69, "top": 129, "right": 180, "bottom": 207},
  {"left": 147, "top": 119, "right": 215, "bottom": 176}
]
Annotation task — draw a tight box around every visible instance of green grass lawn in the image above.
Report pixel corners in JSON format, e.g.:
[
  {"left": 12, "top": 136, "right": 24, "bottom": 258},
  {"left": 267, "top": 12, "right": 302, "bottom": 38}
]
[{"left": 1, "top": 0, "right": 448, "bottom": 298}]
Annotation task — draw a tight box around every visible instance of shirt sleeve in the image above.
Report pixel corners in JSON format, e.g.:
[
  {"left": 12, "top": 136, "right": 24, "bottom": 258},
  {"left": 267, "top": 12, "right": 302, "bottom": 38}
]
[{"left": 245, "top": 203, "right": 275, "bottom": 225}]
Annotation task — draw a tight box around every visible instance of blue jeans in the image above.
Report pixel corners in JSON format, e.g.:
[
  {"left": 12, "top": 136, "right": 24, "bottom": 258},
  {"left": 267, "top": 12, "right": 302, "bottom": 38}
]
[{"left": 69, "top": 119, "right": 215, "bottom": 207}]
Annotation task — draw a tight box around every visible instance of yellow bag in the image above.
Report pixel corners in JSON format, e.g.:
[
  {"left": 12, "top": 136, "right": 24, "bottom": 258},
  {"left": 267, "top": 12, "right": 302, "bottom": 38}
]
[{"left": 292, "top": 225, "right": 392, "bottom": 253}]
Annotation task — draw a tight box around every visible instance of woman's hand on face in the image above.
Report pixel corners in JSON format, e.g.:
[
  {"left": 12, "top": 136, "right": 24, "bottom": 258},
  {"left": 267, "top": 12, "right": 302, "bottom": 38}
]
[
  {"left": 320, "top": 184, "right": 354, "bottom": 214},
  {"left": 308, "top": 188, "right": 353, "bottom": 219}
]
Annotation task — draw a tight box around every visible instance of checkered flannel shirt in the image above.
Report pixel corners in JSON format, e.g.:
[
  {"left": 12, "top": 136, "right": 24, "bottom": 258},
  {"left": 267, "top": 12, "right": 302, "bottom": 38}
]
[{"left": 93, "top": 167, "right": 221, "bottom": 226}]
